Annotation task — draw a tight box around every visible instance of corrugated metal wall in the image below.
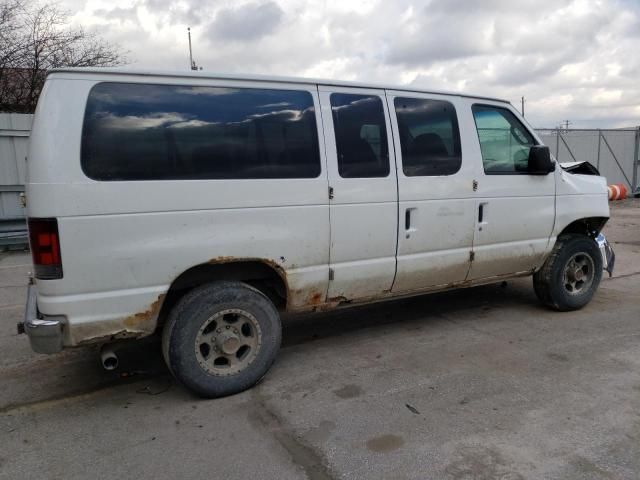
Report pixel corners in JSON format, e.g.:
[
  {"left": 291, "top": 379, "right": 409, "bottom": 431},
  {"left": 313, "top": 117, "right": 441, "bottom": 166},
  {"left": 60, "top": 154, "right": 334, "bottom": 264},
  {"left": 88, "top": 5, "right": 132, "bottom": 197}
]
[
  {"left": 537, "top": 128, "right": 639, "bottom": 191},
  {"left": 0, "top": 113, "right": 32, "bottom": 247}
]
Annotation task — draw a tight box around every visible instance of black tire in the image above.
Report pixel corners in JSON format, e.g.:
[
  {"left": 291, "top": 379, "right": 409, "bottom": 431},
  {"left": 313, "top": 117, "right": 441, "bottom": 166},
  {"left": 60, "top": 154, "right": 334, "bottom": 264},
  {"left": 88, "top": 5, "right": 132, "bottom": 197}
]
[
  {"left": 533, "top": 234, "right": 603, "bottom": 311},
  {"left": 162, "top": 281, "right": 281, "bottom": 398}
]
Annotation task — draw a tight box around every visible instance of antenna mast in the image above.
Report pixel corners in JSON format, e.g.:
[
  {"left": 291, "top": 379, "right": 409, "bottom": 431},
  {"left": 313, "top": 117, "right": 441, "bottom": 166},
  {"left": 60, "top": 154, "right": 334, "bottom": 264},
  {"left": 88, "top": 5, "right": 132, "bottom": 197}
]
[{"left": 188, "top": 27, "right": 199, "bottom": 71}]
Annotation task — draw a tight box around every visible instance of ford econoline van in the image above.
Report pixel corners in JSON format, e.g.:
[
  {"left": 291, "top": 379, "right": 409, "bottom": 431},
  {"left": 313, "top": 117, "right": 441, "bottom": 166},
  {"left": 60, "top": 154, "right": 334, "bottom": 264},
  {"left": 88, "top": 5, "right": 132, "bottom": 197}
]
[{"left": 21, "top": 68, "right": 614, "bottom": 397}]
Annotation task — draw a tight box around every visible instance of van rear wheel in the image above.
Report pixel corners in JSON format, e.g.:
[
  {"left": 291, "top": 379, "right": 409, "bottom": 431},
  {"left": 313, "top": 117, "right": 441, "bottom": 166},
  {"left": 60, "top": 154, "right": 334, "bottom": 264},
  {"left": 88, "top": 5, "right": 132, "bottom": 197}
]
[
  {"left": 162, "top": 281, "right": 281, "bottom": 398},
  {"left": 533, "top": 234, "right": 603, "bottom": 311}
]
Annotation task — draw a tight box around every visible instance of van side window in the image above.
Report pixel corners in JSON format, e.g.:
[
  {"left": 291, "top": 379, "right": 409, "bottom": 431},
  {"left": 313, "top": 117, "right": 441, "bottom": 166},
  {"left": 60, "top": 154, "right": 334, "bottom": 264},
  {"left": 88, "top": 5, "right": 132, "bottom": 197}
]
[
  {"left": 330, "top": 93, "right": 390, "bottom": 178},
  {"left": 81, "top": 83, "right": 321, "bottom": 180},
  {"left": 472, "top": 105, "right": 537, "bottom": 174},
  {"left": 394, "top": 97, "right": 462, "bottom": 176}
]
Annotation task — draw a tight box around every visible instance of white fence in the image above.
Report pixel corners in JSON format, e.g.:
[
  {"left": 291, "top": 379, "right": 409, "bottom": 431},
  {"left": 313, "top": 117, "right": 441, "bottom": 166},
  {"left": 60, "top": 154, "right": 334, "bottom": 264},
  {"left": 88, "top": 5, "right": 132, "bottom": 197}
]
[
  {"left": 0, "top": 114, "right": 31, "bottom": 218},
  {"left": 0, "top": 113, "right": 32, "bottom": 247}
]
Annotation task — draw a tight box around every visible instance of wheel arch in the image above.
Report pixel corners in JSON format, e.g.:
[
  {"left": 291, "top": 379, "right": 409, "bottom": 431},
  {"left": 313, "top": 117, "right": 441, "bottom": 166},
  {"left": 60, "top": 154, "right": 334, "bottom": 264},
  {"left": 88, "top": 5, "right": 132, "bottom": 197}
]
[
  {"left": 155, "top": 259, "right": 288, "bottom": 332},
  {"left": 557, "top": 216, "right": 609, "bottom": 239}
]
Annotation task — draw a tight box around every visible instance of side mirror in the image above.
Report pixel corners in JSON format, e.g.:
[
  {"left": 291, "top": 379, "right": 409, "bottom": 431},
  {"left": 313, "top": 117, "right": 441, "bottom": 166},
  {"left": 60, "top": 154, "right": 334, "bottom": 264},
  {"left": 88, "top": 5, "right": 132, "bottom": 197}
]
[{"left": 528, "top": 145, "right": 555, "bottom": 175}]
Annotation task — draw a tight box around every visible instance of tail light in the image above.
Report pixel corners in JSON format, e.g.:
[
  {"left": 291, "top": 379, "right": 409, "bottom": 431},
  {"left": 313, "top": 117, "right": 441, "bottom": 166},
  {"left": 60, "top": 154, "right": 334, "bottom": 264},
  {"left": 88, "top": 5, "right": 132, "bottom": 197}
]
[{"left": 28, "top": 218, "right": 63, "bottom": 279}]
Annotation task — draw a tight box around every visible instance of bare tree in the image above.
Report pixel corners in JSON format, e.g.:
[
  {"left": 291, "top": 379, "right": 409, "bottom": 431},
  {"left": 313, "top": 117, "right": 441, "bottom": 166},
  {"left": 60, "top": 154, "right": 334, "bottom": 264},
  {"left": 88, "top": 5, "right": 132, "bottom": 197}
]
[
  {"left": 0, "top": 1, "right": 23, "bottom": 71},
  {"left": 0, "top": 1, "right": 127, "bottom": 112}
]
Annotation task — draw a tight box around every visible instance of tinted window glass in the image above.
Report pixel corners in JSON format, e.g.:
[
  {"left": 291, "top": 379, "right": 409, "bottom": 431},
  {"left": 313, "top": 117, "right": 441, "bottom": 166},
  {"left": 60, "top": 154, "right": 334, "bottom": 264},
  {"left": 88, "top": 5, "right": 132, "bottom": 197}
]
[
  {"left": 330, "top": 93, "right": 389, "bottom": 178},
  {"left": 81, "top": 83, "right": 321, "bottom": 180},
  {"left": 472, "top": 105, "right": 536, "bottom": 174},
  {"left": 394, "top": 97, "right": 462, "bottom": 176}
]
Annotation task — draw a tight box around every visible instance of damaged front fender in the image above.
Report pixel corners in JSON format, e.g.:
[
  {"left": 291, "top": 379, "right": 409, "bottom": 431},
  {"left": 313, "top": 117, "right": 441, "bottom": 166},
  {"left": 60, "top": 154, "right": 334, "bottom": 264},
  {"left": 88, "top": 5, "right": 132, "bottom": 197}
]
[{"left": 560, "top": 161, "right": 600, "bottom": 176}]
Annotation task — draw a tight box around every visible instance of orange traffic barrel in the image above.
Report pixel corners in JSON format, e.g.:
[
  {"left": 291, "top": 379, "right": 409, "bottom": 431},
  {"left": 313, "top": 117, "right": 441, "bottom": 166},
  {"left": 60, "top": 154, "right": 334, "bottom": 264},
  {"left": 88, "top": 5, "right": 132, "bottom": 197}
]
[{"left": 608, "top": 184, "right": 628, "bottom": 200}]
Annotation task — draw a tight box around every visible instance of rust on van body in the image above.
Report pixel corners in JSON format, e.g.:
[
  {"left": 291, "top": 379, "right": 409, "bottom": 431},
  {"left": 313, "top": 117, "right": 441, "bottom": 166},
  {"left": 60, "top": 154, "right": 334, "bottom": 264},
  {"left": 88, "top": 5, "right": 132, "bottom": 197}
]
[
  {"left": 123, "top": 294, "right": 166, "bottom": 329},
  {"left": 291, "top": 288, "right": 325, "bottom": 309},
  {"left": 205, "top": 256, "right": 342, "bottom": 312},
  {"left": 207, "top": 256, "right": 239, "bottom": 264},
  {"left": 308, "top": 291, "right": 323, "bottom": 305},
  {"left": 207, "top": 256, "right": 291, "bottom": 296},
  {"left": 205, "top": 255, "right": 332, "bottom": 310},
  {"left": 73, "top": 294, "right": 165, "bottom": 346},
  {"left": 70, "top": 257, "right": 529, "bottom": 346}
]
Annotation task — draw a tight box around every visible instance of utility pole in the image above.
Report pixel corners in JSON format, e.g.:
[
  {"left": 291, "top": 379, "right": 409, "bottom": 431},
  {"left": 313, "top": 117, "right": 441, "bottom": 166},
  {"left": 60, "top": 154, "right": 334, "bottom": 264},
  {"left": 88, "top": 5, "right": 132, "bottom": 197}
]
[
  {"left": 521, "top": 96, "right": 525, "bottom": 117},
  {"left": 187, "top": 27, "right": 200, "bottom": 71},
  {"left": 564, "top": 120, "right": 571, "bottom": 130}
]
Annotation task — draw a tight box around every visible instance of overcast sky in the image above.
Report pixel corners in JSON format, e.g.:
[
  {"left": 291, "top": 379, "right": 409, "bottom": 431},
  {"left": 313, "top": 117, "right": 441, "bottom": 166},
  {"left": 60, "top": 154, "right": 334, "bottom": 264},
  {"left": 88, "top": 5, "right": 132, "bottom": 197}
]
[{"left": 65, "top": 0, "right": 640, "bottom": 128}]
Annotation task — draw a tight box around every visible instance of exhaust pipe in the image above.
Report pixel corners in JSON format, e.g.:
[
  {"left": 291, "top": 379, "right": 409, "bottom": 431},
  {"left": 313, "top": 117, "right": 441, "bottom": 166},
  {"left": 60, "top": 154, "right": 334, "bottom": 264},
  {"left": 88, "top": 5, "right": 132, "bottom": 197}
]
[{"left": 100, "top": 346, "right": 119, "bottom": 371}]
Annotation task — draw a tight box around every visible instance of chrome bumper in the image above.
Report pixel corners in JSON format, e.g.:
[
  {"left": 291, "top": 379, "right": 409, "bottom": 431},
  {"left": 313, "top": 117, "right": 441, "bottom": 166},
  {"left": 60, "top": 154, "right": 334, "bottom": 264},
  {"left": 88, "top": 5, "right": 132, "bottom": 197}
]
[
  {"left": 596, "top": 233, "right": 615, "bottom": 277},
  {"left": 20, "top": 283, "right": 64, "bottom": 354}
]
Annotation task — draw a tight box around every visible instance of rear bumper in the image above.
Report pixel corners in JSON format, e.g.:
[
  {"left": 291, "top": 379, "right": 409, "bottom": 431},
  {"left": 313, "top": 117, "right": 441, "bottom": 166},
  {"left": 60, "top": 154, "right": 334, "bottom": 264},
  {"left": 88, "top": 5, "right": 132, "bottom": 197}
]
[{"left": 20, "top": 283, "right": 64, "bottom": 354}]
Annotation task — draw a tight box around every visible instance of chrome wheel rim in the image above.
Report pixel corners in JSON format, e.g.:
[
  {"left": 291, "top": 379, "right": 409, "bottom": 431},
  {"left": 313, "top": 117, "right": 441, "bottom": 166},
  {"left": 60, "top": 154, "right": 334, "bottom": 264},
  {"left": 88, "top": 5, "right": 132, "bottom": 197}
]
[
  {"left": 195, "top": 309, "right": 262, "bottom": 376},
  {"left": 563, "top": 252, "right": 595, "bottom": 295}
]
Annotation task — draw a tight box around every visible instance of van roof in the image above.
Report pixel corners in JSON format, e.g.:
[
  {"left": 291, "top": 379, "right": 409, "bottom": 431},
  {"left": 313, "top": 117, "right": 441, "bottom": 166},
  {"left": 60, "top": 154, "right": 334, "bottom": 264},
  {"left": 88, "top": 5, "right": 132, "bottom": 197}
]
[{"left": 49, "top": 67, "right": 510, "bottom": 104}]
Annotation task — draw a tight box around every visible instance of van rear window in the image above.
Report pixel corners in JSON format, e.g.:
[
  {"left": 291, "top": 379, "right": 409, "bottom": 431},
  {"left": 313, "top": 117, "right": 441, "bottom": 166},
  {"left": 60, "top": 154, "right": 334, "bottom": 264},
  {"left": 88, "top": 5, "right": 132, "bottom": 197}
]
[{"left": 81, "top": 82, "right": 321, "bottom": 180}]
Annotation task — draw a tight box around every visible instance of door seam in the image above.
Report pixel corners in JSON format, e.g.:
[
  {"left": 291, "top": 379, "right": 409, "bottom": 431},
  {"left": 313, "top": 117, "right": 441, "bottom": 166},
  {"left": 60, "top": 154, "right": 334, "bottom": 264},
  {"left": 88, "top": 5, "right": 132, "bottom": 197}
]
[
  {"left": 383, "top": 89, "right": 401, "bottom": 291},
  {"left": 316, "top": 84, "right": 332, "bottom": 294}
]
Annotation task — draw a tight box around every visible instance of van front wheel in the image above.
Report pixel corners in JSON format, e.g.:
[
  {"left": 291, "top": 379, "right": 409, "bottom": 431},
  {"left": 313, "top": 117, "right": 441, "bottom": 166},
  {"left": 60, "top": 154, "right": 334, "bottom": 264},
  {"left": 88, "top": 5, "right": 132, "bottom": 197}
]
[
  {"left": 533, "top": 234, "right": 603, "bottom": 311},
  {"left": 162, "top": 281, "right": 282, "bottom": 398}
]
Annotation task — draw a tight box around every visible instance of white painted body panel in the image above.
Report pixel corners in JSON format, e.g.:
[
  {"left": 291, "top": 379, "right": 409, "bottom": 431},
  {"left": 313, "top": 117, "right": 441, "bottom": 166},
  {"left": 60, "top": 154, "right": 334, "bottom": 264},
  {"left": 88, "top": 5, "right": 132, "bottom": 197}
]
[
  {"left": 460, "top": 99, "right": 557, "bottom": 280},
  {"left": 318, "top": 86, "right": 398, "bottom": 300},
  {"left": 25, "top": 69, "right": 610, "bottom": 348},
  {"left": 386, "top": 91, "right": 475, "bottom": 291}
]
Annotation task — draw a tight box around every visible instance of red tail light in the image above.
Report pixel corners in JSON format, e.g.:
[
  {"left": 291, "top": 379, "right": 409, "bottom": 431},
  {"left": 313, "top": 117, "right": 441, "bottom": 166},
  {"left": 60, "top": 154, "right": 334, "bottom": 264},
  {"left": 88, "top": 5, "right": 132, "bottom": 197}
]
[{"left": 28, "top": 218, "right": 63, "bottom": 279}]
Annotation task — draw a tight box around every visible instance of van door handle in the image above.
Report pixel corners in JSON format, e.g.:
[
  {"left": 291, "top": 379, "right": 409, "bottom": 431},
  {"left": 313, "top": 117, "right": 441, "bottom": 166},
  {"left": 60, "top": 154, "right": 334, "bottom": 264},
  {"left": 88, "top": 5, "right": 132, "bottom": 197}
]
[
  {"left": 405, "top": 208, "right": 416, "bottom": 238},
  {"left": 478, "top": 203, "right": 488, "bottom": 229}
]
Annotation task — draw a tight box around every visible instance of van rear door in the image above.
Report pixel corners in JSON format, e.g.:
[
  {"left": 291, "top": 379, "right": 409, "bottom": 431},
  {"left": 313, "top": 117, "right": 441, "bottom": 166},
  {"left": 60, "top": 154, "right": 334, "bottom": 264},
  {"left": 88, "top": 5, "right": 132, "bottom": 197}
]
[{"left": 318, "top": 85, "right": 398, "bottom": 301}]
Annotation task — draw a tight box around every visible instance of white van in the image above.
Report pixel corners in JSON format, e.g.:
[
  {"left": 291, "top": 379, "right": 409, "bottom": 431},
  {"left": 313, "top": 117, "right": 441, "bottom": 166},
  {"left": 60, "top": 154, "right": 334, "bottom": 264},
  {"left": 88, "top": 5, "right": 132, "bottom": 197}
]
[{"left": 21, "top": 68, "right": 614, "bottom": 397}]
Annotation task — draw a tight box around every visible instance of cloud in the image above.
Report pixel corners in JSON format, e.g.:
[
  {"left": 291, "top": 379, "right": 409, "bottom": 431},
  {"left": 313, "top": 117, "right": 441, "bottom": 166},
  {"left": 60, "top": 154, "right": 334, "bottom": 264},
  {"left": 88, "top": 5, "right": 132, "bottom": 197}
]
[
  {"left": 209, "top": 1, "right": 284, "bottom": 42},
  {"left": 94, "top": 6, "right": 139, "bottom": 24},
  {"left": 68, "top": 0, "right": 640, "bottom": 128}
]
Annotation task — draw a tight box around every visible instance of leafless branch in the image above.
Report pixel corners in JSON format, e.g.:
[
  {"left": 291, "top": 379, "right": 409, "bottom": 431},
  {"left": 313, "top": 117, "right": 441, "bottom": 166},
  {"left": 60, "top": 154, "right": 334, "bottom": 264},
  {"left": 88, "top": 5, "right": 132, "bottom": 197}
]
[{"left": 0, "top": 0, "right": 127, "bottom": 112}]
